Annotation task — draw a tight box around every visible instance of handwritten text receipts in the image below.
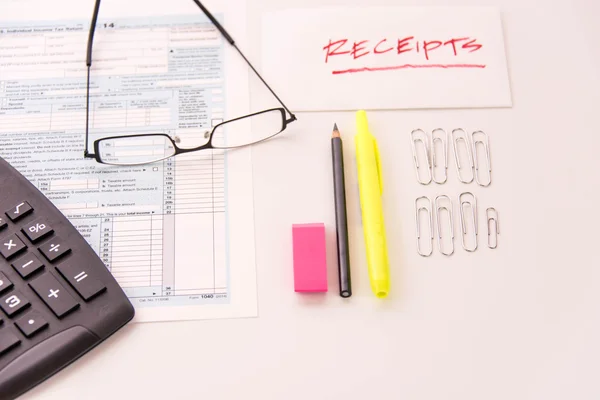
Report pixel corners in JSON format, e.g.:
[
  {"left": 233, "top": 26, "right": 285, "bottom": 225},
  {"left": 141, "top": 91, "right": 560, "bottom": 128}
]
[
  {"left": 322, "top": 37, "right": 484, "bottom": 72},
  {"left": 261, "top": 7, "right": 512, "bottom": 111}
]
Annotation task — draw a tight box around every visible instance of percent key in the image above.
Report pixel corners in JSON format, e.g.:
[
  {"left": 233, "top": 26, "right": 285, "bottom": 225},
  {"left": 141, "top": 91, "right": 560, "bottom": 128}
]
[{"left": 22, "top": 218, "right": 54, "bottom": 243}]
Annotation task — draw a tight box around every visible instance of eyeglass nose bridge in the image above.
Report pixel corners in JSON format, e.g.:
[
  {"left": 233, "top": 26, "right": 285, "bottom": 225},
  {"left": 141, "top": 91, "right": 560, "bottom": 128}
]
[
  {"left": 165, "top": 129, "right": 216, "bottom": 154},
  {"left": 173, "top": 128, "right": 215, "bottom": 149}
]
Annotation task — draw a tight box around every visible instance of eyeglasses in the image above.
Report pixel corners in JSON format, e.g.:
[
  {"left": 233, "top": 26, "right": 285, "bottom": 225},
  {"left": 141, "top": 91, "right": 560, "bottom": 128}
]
[{"left": 83, "top": 0, "right": 296, "bottom": 166}]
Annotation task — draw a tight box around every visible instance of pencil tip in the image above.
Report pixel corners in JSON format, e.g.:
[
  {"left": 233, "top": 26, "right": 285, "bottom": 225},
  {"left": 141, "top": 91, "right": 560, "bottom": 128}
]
[{"left": 332, "top": 123, "right": 341, "bottom": 138}]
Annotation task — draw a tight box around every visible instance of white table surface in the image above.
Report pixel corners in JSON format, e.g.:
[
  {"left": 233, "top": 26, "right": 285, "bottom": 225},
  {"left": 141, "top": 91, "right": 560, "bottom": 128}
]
[{"left": 14, "top": 0, "right": 600, "bottom": 398}]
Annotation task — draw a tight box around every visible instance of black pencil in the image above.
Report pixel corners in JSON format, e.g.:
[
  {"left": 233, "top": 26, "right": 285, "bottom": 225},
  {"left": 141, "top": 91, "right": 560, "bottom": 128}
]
[{"left": 331, "top": 123, "right": 352, "bottom": 298}]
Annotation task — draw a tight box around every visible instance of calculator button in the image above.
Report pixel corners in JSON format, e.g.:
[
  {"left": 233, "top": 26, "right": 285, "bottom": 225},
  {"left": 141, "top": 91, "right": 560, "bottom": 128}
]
[
  {"left": 29, "top": 273, "right": 79, "bottom": 318},
  {"left": 0, "top": 272, "right": 14, "bottom": 295},
  {"left": 15, "top": 310, "right": 48, "bottom": 338},
  {"left": 39, "top": 237, "right": 70, "bottom": 262},
  {"left": 0, "top": 290, "right": 30, "bottom": 317},
  {"left": 0, "top": 234, "right": 27, "bottom": 259},
  {"left": 11, "top": 253, "right": 44, "bottom": 279},
  {"left": 22, "top": 218, "right": 53, "bottom": 243},
  {"left": 5, "top": 201, "right": 33, "bottom": 222},
  {"left": 57, "top": 264, "right": 106, "bottom": 301},
  {"left": 0, "top": 217, "right": 6, "bottom": 231},
  {"left": 0, "top": 329, "right": 21, "bottom": 356}
]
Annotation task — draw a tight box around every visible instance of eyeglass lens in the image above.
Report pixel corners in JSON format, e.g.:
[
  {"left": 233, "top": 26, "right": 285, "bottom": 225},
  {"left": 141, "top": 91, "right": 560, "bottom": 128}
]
[
  {"left": 211, "top": 109, "right": 285, "bottom": 149},
  {"left": 97, "top": 135, "right": 176, "bottom": 165}
]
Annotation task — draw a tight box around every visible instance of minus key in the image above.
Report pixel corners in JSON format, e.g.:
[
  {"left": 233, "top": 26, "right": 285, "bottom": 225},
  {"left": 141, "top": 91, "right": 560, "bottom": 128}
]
[{"left": 12, "top": 253, "right": 45, "bottom": 279}]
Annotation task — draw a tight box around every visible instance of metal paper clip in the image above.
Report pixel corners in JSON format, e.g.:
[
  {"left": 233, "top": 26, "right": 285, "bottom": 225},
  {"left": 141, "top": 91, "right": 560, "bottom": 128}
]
[
  {"left": 434, "top": 195, "right": 454, "bottom": 256},
  {"left": 415, "top": 196, "right": 433, "bottom": 257},
  {"left": 431, "top": 128, "right": 448, "bottom": 184},
  {"left": 410, "top": 129, "right": 432, "bottom": 185},
  {"left": 486, "top": 207, "right": 499, "bottom": 249},
  {"left": 472, "top": 130, "right": 491, "bottom": 187},
  {"left": 458, "top": 192, "right": 478, "bottom": 252},
  {"left": 451, "top": 128, "right": 474, "bottom": 184}
]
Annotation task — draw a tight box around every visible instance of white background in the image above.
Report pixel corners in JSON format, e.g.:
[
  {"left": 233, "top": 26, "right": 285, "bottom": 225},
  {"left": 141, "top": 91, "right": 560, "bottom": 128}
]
[{"left": 7, "top": 0, "right": 600, "bottom": 398}]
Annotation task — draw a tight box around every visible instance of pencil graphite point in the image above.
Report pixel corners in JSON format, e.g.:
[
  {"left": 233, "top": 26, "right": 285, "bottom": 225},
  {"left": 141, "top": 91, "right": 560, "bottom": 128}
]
[{"left": 332, "top": 123, "right": 340, "bottom": 138}]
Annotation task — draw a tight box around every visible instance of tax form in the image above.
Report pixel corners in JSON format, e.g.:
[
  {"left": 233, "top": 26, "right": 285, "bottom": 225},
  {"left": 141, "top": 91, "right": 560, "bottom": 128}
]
[{"left": 0, "top": 2, "right": 258, "bottom": 322}]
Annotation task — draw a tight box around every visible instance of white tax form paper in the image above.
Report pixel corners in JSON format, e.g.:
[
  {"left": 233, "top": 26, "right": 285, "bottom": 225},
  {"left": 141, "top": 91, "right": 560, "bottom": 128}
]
[{"left": 0, "top": 0, "right": 258, "bottom": 322}]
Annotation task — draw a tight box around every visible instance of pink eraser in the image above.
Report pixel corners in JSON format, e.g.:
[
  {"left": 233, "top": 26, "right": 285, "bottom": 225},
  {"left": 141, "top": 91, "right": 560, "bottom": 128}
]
[{"left": 292, "top": 223, "right": 328, "bottom": 292}]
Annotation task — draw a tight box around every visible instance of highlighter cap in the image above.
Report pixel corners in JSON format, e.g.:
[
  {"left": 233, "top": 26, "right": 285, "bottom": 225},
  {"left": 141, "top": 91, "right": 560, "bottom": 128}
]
[{"left": 356, "top": 110, "right": 370, "bottom": 135}]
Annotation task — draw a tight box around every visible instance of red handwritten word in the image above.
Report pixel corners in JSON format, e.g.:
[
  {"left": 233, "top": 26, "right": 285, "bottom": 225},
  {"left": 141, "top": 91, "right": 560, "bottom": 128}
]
[{"left": 322, "top": 37, "right": 483, "bottom": 63}]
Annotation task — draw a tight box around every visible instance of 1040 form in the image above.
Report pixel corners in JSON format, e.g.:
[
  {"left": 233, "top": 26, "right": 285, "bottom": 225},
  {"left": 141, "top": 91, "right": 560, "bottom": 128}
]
[{"left": 0, "top": 12, "right": 259, "bottom": 322}]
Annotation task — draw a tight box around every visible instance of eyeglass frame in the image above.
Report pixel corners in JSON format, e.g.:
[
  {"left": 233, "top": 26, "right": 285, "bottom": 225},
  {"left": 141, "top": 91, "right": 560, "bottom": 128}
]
[
  {"left": 94, "top": 108, "right": 289, "bottom": 165},
  {"left": 83, "top": 0, "right": 296, "bottom": 164}
]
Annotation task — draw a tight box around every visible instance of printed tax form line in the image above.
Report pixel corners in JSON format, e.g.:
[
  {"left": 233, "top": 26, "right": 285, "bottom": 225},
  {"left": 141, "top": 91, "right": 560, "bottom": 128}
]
[{"left": 331, "top": 63, "right": 487, "bottom": 75}]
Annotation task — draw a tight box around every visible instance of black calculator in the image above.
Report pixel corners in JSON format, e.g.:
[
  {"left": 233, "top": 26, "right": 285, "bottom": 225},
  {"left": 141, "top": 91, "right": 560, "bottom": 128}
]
[{"left": 0, "top": 156, "right": 134, "bottom": 399}]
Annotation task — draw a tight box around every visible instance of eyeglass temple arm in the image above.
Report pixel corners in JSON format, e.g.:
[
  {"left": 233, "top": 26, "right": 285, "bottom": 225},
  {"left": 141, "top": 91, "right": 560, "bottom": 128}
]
[
  {"left": 83, "top": 0, "right": 102, "bottom": 158},
  {"left": 83, "top": 0, "right": 296, "bottom": 159},
  {"left": 190, "top": 0, "right": 296, "bottom": 123}
]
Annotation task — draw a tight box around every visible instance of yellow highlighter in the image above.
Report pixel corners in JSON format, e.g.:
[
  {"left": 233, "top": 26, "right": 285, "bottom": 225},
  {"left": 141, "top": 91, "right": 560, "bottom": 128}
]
[{"left": 355, "top": 110, "right": 390, "bottom": 298}]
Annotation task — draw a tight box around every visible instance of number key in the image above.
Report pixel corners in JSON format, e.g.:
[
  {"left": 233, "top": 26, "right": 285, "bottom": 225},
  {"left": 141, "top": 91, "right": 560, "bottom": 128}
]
[
  {"left": 0, "top": 272, "right": 13, "bottom": 295},
  {"left": 0, "top": 217, "right": 6, "bottom": 231},
  {"left": 0, "top": 290, "right": 30, "bottom": 317}
]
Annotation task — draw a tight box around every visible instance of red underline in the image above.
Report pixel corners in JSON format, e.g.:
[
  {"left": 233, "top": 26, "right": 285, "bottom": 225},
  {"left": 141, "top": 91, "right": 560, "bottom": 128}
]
[{"left": 331, "top": 63, "right": 487, "bottom": 75}]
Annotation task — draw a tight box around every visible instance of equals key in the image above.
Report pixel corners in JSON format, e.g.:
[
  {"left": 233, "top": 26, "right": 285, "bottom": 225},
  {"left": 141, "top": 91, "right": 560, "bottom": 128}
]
[{"left": 57, "top": 264, "right": 106, "bottom": 301}]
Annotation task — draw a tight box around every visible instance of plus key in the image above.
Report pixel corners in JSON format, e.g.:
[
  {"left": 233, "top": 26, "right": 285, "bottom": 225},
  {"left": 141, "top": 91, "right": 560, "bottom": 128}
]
[{"left": 29, "top": 273, "right": 79, "bottom": 318}]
